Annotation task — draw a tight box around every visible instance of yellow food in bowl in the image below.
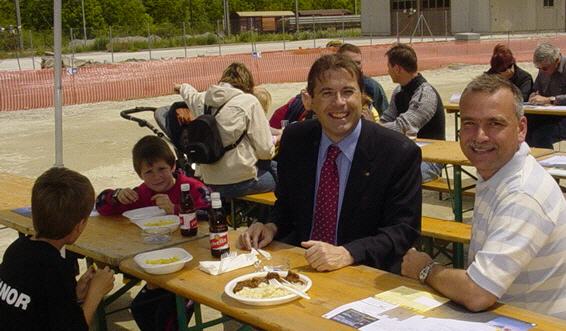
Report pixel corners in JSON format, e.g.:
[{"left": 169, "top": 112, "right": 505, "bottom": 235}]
[
  {"left": 145, "top": 256, "right": 180, "bottom": 265},
  {"left": 144, "top": 220, "right": 176, "bottom": 227}
]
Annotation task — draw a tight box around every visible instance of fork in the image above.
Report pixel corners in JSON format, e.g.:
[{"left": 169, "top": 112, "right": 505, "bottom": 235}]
[{"left": 268, "top": 278, "right": 310, "bottom": 300}]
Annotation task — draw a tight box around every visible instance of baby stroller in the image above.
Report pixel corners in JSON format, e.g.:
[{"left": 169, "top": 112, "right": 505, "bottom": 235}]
[{"left": 120, "top": 101, "right": 195, "bottom": 177}]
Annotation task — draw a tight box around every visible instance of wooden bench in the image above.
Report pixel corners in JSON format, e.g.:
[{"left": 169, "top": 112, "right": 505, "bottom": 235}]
[
  {"left": 422, "top": 177, "right": 476, "bottom": 197},
  {"left": 421, "top": 216, "right": 471, "bottom": 244},
  {"left": 237, "top": 194, "right": 471, "bottom": 243},
  {"left": 238, "top": 192, "right": 276, "bottom": 206}
]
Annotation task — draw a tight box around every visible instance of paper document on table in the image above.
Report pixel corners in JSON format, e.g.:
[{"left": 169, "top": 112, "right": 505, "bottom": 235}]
[
  {"left": 323, "top": 297, "right": 398, "bottom": 329},
  {"left": 359, "top": 316, "right": 495, "bottom": 331},
  {"left": 374, "top": 286, "right": 449, "bottom": 312},
  {"left": 539, "top": 155, "right": 566, "bottom": 168}
]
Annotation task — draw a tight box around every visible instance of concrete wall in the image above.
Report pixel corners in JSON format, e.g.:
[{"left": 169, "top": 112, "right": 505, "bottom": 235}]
[
  {"left": 361, "top": 0, "right": 390, "bottom": 35},
  {"left": 535, "top": 0, "right": 565, "bottom": 31},
  {"left": 361, "top": 0, "right": 565, "bottom": 35},
  {"left": 490, "top": 0, "right": 536, "bottom": 32}
]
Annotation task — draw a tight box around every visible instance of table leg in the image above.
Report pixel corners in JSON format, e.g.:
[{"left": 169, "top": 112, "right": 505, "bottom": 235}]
[
  {"left": 454, "top": 111, "right": 460, "bottom": 141},
  {"left": 176, "top": 295, "right": 189, "bottom": 331},
  {"left": 453, "top": 165, "right": 464, "bottom": 268}
]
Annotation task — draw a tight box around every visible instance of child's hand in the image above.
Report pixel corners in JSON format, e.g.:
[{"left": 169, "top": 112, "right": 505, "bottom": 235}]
[
  {"left": 151, "top": 194, "right": 175, "bottom": 214},
  {"left": 76, "top": 265, "right": 95, "bottom": 302},
  {"left": 116, "top": 188, "right": 138, "bottom": 205},
  {"left": 88, "top": 266, "right": 115, "bottom": 298},
  {"left": 174, "top": 84, "right": 182, "bottom": 93}
]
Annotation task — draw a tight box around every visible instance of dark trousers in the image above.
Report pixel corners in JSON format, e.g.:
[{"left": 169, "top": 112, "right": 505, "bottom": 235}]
[
  {"left": 526, "top": 115, "right": 566, "bottom": 149},
  {"left": 131, "top": 286, "right": 194, "bottom": 331}
]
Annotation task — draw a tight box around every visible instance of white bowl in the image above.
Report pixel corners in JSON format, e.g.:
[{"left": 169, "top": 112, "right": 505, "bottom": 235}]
[
  {"left": 122, "top": 206, "right": 166, "bottom": 220},
  {"left": 134, "top": 247, "right": 193, "bottom": 275},
  {"left": 224, "top": 271, "right": 312, "bottom": 306},
  {"left": 132, "top": 215, "right": 180, "bottom": 232}
]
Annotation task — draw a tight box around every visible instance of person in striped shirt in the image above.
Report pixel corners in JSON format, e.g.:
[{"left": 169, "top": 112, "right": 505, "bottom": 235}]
[{"left": 401, "top": 74, "right": 566, "bottom": 319}]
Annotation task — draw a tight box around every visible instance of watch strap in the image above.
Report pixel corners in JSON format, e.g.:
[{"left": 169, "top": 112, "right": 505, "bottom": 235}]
[{"left": 418, "top": 261, "right": 439, "bottom": 284}]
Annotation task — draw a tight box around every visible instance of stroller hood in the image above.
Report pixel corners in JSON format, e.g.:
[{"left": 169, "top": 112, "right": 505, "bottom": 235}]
[{"left": 204, "top": 83, "right": 244, "bottom": 108}]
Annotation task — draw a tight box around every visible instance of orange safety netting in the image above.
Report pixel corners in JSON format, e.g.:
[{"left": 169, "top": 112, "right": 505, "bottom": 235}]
[{"left": 2, "top": 36, "right": 566, "bottom": 112}]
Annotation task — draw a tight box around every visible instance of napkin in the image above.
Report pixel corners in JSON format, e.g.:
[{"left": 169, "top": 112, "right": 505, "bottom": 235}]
[{"left": 199, "top": 251, "right": 259, "bottom": 275}]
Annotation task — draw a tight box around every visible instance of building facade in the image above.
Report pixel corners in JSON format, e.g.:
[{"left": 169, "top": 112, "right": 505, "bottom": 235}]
[{"left": 362, "top": 0, "right": 565, "bottom": 36}]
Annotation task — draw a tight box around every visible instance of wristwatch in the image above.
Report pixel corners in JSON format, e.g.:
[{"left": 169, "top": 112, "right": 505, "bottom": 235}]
[
  {"left": 418, "top": 261, "right": 439, "bottom": 284},
  {"left": 549, "top": 96, "right": 557, "bottom": 105}
]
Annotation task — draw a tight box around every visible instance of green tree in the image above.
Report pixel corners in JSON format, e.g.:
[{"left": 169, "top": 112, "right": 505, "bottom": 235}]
[
  {"left": 99, "top": 0, "right": 151, "bottom": 34},
  {"left": 0, "top": 0, "right": 16, "bottom": 28}
]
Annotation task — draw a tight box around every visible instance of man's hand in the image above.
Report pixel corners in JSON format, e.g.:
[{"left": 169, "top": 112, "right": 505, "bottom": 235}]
[
  {"left": 239, "top": 222, "right": 277, "bottom": 250},
  {"left": 116, "top": 188, "right": 138, "bottom": 205},
  {"left": 151, "top": 194, "right": 175, "bottom": 214},
  {"left": 176, "top": 107, "right": 194, "bottom": 125},
  {"left": 76, "top": 265, "right": 95, "bottom": 302},
  {"left": 528, "top": 93, "right": 551, "bottom": 105},
  {"left": 301, "top": 241, "right": 354, "bottom": 271},
  {"left": 401, "top": 247, "right": 433, "bottom": 280}
]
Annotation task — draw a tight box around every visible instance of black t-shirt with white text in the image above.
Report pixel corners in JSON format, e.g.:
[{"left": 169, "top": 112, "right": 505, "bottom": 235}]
[{"left": 0, "top": 236, "right": 88, "bottom": 331}]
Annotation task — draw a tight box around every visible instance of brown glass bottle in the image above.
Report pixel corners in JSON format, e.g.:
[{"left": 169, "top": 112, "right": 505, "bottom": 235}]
[
  {"left": 209, "top": 192, "right": 229, "bottom": 257},
  {"left": 179, "top": 183, "right": 197, "bottom": 237}
]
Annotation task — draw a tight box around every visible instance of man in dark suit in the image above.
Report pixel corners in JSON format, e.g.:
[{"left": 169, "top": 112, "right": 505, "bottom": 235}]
[{"left": 239, "top": 54, "right": 421, "bottom": 273}]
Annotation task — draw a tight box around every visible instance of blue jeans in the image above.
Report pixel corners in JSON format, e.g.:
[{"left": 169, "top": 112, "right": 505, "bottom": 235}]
[
  {"left": 421, "top": 162, "right": 443, "bottom": 183},
  {"left": 208, "top": 163, "right": 277, "bottom": 200}
]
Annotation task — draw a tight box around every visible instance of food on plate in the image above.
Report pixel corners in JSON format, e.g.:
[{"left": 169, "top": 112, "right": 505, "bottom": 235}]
[
  {"left": 144, "top": 219, "right": 177, "bottom": 227},
  {"left": 145, "top": 256, "right": 180, "bottom": 265},
  {"left": 232, "top": 271, "right": 305, "bottom": 298}
]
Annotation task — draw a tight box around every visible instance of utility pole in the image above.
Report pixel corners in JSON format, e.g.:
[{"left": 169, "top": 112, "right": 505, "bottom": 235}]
[
  {"left": 295, "top": 0, "right": 299, "bottom": 33},
  {"left": 81, "top": 0, "right": 87, "bottom": 44},
  {"left": 223, "top": 0, "right": 231, "bottom": 36},
  {"left": 14, "top": 0, "right": 24, "bottom": 50}
]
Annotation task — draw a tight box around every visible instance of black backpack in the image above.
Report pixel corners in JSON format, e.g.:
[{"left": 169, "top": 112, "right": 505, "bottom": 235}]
[{"left": 179, "top": 102, "right": 246, "bottom": 164}]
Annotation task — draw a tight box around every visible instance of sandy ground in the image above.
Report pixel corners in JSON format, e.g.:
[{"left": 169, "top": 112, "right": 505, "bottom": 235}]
[
  {"left": 0, "top": 61, "right": 549, "bottom": 330},
  {"left": 1, "top": 62, "right": 539, "bottom": 192}
]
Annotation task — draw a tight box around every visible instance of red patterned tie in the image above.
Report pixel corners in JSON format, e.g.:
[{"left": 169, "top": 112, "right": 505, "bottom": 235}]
[{"left": 311, "top": 145, "right": 341, "bottom": 244}]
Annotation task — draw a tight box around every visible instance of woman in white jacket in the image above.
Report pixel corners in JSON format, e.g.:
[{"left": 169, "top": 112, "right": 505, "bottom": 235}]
[{"left": 177, "top": 62, "right": 276, "bottom": 199}]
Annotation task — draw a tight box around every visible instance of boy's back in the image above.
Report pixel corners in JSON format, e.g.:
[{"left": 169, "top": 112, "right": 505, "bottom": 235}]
[{"left": 0, "top": 237, "right": 88, "bottom": 331}]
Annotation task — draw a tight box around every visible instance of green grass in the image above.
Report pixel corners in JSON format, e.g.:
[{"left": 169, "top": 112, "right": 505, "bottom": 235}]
[{"left": 0, "top": 27, "right": 362, "bottom": 58}]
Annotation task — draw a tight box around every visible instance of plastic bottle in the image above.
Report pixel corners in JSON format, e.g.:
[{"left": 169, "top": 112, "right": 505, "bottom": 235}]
[
  {"left": 209, "top": 192, "right": 229, "bottom": 257},
  {"left": 179, "top": 183, "right": 197, "bottom": 237}
]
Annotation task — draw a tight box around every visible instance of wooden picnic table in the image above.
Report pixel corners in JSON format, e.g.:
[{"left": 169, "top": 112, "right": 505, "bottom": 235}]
[
  {"left": 0, "top": 209, "right": 208, "bottom": 266},
  {"left": 119, "top": 231, "right": 566, "bottom": 331},
  {"left": 445, "top": 102, "right": 566, "bottom": 141},
  {"left": 0, "top": 208, "right": 208, "bottom": 331}
]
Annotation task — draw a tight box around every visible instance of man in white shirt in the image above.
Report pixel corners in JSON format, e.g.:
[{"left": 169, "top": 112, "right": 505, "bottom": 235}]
[{"left": 402, "top": 74, "right": 566, "bottom": 319}]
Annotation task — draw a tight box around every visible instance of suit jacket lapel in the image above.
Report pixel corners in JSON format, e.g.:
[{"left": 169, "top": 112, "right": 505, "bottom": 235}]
[
  {"left": 339, "top": 120, "right": 374, "bottom": 235},
  {"left": 304, "top": 122, "right": 321, "bottom": 233}
]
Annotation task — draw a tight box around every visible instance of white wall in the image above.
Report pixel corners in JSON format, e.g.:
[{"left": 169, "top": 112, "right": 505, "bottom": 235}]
[
  {"left": 535, "top": 0, "right": 565, "bottom": 31},
  {"left": 490, "top": 0, "right": 536, "bottom": 32},
  {"left": 361, "top": 0, "right": 390, "bottom": 35}
]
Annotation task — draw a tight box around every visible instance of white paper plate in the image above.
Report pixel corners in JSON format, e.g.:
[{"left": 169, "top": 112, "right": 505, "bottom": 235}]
[
  {"left": 224, "top": 271, "right": 312, "bottom": 306},
  {"left": 122, "top": 206, "right": 166, "bottom": 220},
  {"left": 134, "top": 247, "right": 193, "bottom": 275},
  {"left": 131, "top": 215, "right": 180, "bottom": 232}
]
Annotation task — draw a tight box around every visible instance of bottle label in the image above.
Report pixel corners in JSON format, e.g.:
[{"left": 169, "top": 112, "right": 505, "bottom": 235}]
[
  {"left": 210, "top": 231, "right": 229, "bottom": 250},
  {"left": 180, "top": 212, "right": 196, "bottom": 230}
]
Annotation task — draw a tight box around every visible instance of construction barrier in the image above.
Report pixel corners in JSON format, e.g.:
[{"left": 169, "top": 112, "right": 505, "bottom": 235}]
[{"left": 1, "top": 36, "right": 566, "bottom": 112}]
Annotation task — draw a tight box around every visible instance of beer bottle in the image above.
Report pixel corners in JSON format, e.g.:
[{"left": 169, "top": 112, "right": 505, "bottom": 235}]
[
  {"left": 209, "top": 192, "right": 229, "bottom": 258},
  {"left": 179, "top": 183, "right": 197, "bottom": 237}
]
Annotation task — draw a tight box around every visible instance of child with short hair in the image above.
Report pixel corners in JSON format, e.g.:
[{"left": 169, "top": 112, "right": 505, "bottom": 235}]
[
  {"left": 0, "top": 167, "right": 115, "bottom": 330},
  {"left": 96, "top": 135, "right": 208, "bottom": 330},
  {"left": 96, "top": 135, "right": 210, "bottom": 216}
]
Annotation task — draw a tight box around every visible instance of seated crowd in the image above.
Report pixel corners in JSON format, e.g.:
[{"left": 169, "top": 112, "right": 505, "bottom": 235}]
[{"left": 1, "top": 41, "right": 566, "bottom": 331}]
